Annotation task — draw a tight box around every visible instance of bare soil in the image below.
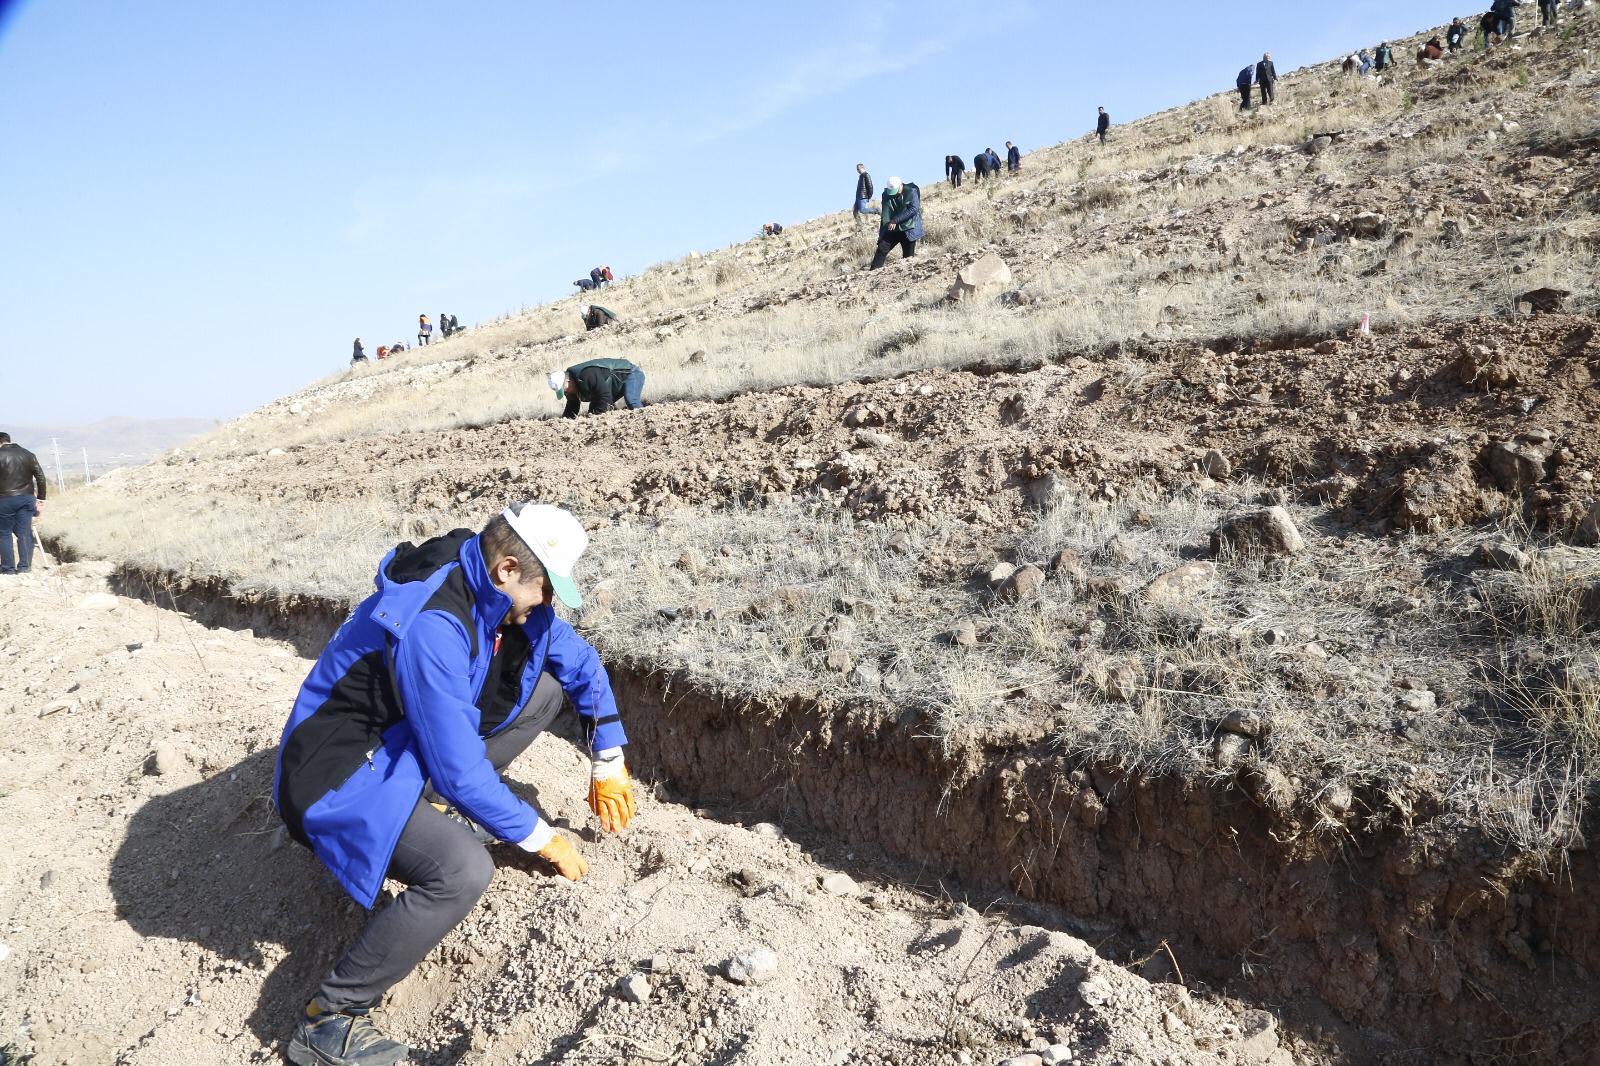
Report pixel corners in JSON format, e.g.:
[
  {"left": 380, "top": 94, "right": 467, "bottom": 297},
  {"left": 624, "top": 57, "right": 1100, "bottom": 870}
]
[{"left": 1, "top": 563, "right": 1336, "bottom": 1066}]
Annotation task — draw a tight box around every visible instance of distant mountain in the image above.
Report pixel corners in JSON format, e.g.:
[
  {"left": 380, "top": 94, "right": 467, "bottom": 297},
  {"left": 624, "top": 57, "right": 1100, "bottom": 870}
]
[{"left": 5, "top": 417, "right": 216, "bottom": 478}]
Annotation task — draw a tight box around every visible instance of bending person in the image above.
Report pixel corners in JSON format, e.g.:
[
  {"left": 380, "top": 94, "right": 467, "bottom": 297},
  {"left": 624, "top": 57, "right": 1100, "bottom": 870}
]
[
  {"left": 548, "top": 357, "right": 645, "bottom": 417},
  {"left": 273, "top": 504, "right": 636, "bottom": 1065}
]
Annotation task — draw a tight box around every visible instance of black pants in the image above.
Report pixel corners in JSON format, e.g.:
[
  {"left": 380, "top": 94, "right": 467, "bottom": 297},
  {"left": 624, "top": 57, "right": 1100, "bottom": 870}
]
[
  {"left": 1259, "top": 80, "right": 1275, "bottom": 104},
  {"left": 314, "top": 672, "right": 568, "bottom": 1012},
  {"left": 948, "top": 172, "right": 962, "bottom": 187},
  {"left": 974, "top": 167, "right": 988, "bottom": 183},
  {"left": 1239, "top": 85, "right": 1252, "bottom": 109},
  {"left": 1540, "top": 1, "right": 1557, "bottom": 25},
  {"left": 1098, "top": 129, "right": 1107, "bottom": 144},
  {"left": 870, "top": 232, "right": 916, "bottom": 269}
]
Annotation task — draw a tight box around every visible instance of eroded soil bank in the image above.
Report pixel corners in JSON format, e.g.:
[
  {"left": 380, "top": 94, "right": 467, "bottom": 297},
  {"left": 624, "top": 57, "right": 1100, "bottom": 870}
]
[{"left": 101, "top": 560, "right": 1600, "bottom": 1063}]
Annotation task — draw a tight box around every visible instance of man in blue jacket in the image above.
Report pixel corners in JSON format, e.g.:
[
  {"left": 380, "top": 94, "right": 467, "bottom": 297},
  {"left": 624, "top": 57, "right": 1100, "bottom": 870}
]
[
  {"left": 1005, "top": 141, "right": 1021, "bottom": 174},
  {"left": 274, "top": 502, "right": 636, "bottom": 1065},
  {"left": 870, "top": 177, "right": 923, "bottom": 269},
  {"left": 1236, "top": 64, "right": 1255, "bottom": 110}
]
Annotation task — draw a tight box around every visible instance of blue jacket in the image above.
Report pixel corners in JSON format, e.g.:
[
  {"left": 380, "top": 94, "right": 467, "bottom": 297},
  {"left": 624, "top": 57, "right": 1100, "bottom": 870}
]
[
  {"left": 1237, "top": 66, "right": 1255, "bottom": 89},
  {"left": 273, "top": 530, "right": 626, "bottom": 907},
  {"left": 880, "top": 182, "right": 924, "bottom": 241}
]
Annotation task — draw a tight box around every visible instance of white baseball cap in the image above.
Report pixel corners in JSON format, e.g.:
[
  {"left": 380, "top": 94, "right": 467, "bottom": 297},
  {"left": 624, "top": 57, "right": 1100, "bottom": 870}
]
[
  {"left": 546, "top": 369, "right": 565, "bottom": 397},
  {"left": 502, "top": 503, "right": 589, "bottom": 609}
]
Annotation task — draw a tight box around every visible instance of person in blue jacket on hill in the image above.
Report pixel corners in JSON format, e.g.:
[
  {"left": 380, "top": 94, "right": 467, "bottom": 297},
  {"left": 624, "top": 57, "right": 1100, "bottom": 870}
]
[
  {"left": 870, "top": 176, "right": 922, "bottom": 269},
  {"left": 1005, "top": 141, "right": 1021, "bottom": 173},
  {"left": 1236, "top": 63, "right": 1255, "bottom": 110},
  {"left": 273, "top": 502, "right": 636, "bottom": 1065}
]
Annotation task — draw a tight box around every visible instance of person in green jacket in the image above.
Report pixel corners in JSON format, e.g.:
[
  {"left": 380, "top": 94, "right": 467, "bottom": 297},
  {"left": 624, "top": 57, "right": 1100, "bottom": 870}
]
[
  {"left": 580, "top": 304, "right": 619, "bottom": 331},
  {"left": 547, "top": 358, "right": 645, "bottom": 417}
]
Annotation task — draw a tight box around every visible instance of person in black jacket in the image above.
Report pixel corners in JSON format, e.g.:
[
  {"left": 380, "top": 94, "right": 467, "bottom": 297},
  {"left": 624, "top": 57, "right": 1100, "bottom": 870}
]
[
  {"left": 1096, "top": 107, "right": 1111, "bottom": 144},
  {"left": 549, "top": 358, "right": 644, "bottom": 417},
  {"left": 853, "top": 163, "right": 879, "bottom": 228},
  {"left": 945, "top": 154, "right": 965, "bottom": 187},
  {"left": 1447, "top": 17, "right": 1466, "bottom": 50},
  {"left": 579, "top": 304, "right": 619, "bottom": 331},
  {"left": 1374, "top": 42, "right": 1394, "bottom": 70},
  {"left": 352, "top": 338, "right": 367, "bottom": 364},
  {"left": 0, "top": 432, "right": 47, "bottom": 575},
  {"left": 1236, "top": 64, "right": 1254, "bottom": 109},
  {"left": 973, "top": 151, "right": 991, "bottom": 183},
  {"left": 1256, "top": 53, "right": 1278, "bottom": 105},
  {"left": 1005, "top": 142, "right": 1020, "bottom": 174}
]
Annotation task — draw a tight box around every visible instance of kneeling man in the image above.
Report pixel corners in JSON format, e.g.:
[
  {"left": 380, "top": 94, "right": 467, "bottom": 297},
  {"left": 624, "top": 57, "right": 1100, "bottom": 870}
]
[{"left": 274, "top": 502, "right": 636, "bottom": 1064}]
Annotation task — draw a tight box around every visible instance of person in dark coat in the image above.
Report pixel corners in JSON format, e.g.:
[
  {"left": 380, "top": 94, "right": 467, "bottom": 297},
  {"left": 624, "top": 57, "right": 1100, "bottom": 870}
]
[
  {"left": 1447, "top": 17, "right": 1467, "bottom": 50},
  {"left": 869, "top": 177, "right": 922, "bottom": 269},
  {"left": 549, "top": 358, "right": 645, "bottom": 416},
  {"left": 853, "top": 163, "right": 879, "bottom": 228},
  {"left": 352, "top": 338, "right": 367, "bottom": 364},
  {"left": 1491, "top": 0, "right": 1516, "bottom": 37},
  {"left": 1236, "top": 64, "right": 1254, "bottom": 110},
  {"left": 945, "top": 154, "right": 965, "bottom": 187},
  {"left": 1374, "top": 42, "right": 1394, "bottom": 70},
  {"left": 1256, "top": 53, "right": 1278, "bottom": 105},
  {"left": 973, "top": 151, "right": 991, "bottom": 183},
  {"left": 1539, "top": 0, "right": 1559, "bottom": 27},
  {"left": 0, "top": 431, "right": 47, "bottom": 576},
  {"left": 1096, "top": 107, "right": 1111, "bottom": 144},
  {"left": 579, "top": 304, "right": 619, "bottom": 331},
  {"left": 1005, "top": 142, "right": 1020, "bottom": 173}
]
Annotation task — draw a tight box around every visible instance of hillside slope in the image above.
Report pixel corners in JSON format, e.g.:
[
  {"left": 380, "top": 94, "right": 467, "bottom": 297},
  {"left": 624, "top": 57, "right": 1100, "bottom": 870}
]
[{"left": 40, "top": 8, "right": 1600, "bottom": 1062}]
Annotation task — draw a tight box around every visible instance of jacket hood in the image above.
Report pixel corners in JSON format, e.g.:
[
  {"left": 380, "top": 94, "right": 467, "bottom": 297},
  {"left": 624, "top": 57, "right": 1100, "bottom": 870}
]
[
  {"left": 384, "top": 528, "right": 474, "bottom": 584},
  {"left": 371, "top": 529, "right": 512, "bottom": 642}
]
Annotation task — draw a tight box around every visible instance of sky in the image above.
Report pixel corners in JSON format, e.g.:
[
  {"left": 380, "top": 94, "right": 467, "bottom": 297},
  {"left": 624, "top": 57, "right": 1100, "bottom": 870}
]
[{"left": 0, "top": 0, "right": 1470, "bottom": 425}]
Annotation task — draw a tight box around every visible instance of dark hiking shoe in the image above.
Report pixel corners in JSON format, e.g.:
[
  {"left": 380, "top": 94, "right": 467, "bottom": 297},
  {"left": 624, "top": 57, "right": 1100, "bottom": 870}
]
[
  {"left": 285, "top": 1004, "right": 408, "bottom": 1066},
  {"left": 429, "top": 801, "right": 497, "bottom": 846}
]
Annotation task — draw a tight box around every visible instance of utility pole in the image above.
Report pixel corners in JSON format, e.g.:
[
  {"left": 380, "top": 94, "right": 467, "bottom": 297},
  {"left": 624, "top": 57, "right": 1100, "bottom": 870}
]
[
  {"left": 51, "top": 437, "right": 65, "bottom": 492},
  {"left": 82, "top": 447, "right": 92, "bottom": 486}
]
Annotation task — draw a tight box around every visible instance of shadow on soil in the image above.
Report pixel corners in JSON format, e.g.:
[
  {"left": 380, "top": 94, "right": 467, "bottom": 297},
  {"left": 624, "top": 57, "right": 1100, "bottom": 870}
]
[{"left": 109, "top": 745, "right": 554, "bottom": 1059}]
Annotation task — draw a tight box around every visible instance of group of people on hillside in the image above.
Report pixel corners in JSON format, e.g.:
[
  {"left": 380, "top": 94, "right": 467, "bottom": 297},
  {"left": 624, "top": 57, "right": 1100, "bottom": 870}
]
[
  {"left": 573, "top": 265, "right": 613, "bottom": 292},
  {"left": 1235, "top": 53, "right": 1279, "bottom": 109},
  {"left": 349, "top": 314, "right": 462, "bottom": 364},
  {"left": 943, "top": 143, "right": 1022, "bottom": 186}
]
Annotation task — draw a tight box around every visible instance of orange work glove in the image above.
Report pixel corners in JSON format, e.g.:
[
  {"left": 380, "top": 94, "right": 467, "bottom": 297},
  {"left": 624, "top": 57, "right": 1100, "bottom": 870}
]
[
  {"left": 588, "top": 757, "right": 637, "bottom": 833},
  {"left": 536, "top": 834, "right": 589, "bottom": 881}
]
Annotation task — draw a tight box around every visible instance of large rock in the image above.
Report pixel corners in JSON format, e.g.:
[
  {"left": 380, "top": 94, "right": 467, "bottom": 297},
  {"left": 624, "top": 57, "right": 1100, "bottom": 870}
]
[
  {"left": 1482, "top": 434, "right": 1553, "bottom": 493},
  {"left": 724, "top": 947, "right": 779, "bottom": 985},
  {"left": 999, "top": 564, "right": 1046, "bottom": 602},
  {"left": 1210, "top": 506, "right": 1305, "bottom": 557},
  {"left": 1142, "top": 562, "right": 1216, "bottom": 606},
  {"left": 1027, "top": 471, "right": 1072, "bottom": 512},
  {"left": 1579, "top": 500, "right": 1600, "bottom": 546},
  {"left": 1349, "top": 212, "right": 1390, "bottom": 239},
  {"left": 949, "top": 253, "right": 1013, "bottom": 301},
  {"left": 1519, "top": 286, "right": 1570, "bottom": 313}
]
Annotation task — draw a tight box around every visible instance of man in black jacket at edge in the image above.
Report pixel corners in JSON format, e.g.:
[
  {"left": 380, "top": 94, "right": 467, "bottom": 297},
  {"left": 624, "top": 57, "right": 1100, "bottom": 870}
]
[{"left": 0, "top": 431, "right": 47, "bottom": 575}]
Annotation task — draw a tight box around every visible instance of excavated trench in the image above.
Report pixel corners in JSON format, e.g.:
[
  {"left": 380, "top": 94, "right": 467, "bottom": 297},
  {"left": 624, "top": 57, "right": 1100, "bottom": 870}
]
[{"left": 98, "top": 558, "right": 1600, "bottom": 1063}]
